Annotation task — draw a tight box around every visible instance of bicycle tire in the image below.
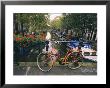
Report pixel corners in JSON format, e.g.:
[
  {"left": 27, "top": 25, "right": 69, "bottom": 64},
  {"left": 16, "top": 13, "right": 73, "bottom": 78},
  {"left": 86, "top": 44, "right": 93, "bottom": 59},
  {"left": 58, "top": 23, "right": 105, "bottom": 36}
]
[
  {"left": 67, "top": 53, "right": 83, "bottom": 70},
  {"left": 68, "top": 61, "right": 82, "bottom": 69},
  {"left": 37, "top": 53, "right": 53, "bottom": 72}
]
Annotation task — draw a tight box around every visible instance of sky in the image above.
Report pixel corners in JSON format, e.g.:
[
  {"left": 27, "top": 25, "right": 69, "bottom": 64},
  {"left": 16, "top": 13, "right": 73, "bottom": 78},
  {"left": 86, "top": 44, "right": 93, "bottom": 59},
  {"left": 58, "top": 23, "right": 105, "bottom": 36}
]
[{"left": 49, "top": 13, "right": 62, "bottom": 21}]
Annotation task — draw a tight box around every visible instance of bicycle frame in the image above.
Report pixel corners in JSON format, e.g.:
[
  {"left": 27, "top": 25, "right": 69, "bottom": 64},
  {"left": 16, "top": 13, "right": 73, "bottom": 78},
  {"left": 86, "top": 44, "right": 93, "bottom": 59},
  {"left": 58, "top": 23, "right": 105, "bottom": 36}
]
[
  {"left": 58, "top": 47, "right": 83, "bottom": 65},
  {"left": 43, "top": 40, "right": 83, "bottom": 65}
]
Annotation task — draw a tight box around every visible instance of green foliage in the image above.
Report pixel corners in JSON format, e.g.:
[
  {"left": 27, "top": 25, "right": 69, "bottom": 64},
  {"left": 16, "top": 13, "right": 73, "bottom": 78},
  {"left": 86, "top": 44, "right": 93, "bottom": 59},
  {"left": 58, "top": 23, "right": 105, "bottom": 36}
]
[
  {"left": 50, "top": 16, "right": 63, "bottom": 29},
  {"left": 62, "top": 13, "right": 97, "bottom": 38},
  {"left": 14, "top": 13, "right": 97, "bottom": 41},
  {"left": 62, "top": 13, "right": 97, "bottom": 29},
  {"left": 14, "top": 13, "right": 49, "bottom": 33}
]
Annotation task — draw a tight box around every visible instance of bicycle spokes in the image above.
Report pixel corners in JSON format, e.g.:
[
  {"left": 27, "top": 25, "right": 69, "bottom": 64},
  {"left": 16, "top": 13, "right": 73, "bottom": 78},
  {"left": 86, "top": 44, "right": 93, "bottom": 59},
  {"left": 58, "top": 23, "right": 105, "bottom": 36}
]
[{"left": 37, "top": 53, "right": 53, "bottom": 72}]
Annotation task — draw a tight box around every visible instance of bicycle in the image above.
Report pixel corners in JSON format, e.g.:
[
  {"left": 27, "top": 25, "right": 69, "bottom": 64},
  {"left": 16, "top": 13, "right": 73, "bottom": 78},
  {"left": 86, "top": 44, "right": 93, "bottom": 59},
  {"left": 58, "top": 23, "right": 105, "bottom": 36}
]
[{"left": 37, "top": 41, "right": 84, "bottom": 72}]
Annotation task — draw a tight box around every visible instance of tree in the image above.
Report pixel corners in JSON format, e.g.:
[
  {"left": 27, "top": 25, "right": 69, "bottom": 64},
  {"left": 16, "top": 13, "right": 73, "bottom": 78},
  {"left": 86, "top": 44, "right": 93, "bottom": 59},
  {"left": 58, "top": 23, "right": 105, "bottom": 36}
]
[
  {"left": 28, "top": 13, "right": 49, "bottom": 32},
  {"left": 61, "top": 13, "right": 97, "bottom": 40},
  {"left": 50, "top": 16, "right": 63, "bottom": 29},
  {"left": 14, "top": 13, "right": 50, "bottom": 35}
]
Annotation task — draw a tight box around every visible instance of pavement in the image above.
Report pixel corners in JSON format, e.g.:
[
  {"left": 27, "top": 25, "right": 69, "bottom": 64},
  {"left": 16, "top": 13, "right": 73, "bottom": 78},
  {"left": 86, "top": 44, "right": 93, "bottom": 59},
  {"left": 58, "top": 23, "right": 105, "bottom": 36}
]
[{"left": 14, "top": 62, "right": 97, "bottom": 75}]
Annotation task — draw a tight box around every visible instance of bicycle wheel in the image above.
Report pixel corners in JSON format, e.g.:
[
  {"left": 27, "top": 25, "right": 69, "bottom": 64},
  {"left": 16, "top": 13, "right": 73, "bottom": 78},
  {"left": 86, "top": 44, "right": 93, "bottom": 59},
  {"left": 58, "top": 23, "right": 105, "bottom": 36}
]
[
  {"left": 68, "top": 60, "right": 82, "bottom": 69},
  {"left": 37, "top": 53, "right": 53, "bottom": 72},
  {"left": 68, "top": 53, "right": 83, "bottom": 69}
]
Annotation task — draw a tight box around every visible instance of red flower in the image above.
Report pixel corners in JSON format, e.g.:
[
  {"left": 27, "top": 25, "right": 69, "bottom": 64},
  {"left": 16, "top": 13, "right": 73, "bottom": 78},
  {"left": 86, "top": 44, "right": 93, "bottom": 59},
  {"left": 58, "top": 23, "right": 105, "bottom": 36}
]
[
  {"left": 28, "top": 34, "right": 35, "bottom": 39},
  {"left": 16, "top": 37, "right": 22, "bottom": 41}
]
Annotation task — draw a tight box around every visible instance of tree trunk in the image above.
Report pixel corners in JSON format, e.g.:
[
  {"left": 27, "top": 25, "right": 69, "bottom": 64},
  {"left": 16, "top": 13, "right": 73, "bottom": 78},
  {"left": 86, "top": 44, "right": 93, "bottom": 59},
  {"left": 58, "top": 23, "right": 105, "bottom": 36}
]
[
  {"left": 20, "top": 14, "right": 24, "bottom": 36},
  {"left": 13, "top": 14, "right": 18, "bottom": 34},
  {"left": 21, "top": 22, "right": 24, "bottom": 36},
  {"left": 90, "top": 29, "right": 94, "bottom": 41}
]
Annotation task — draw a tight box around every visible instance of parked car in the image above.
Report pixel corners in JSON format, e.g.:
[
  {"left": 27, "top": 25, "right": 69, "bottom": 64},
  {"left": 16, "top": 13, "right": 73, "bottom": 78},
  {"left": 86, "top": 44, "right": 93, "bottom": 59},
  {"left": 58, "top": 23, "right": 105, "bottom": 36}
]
[
  {"left": 68, "top": 46, "right": 97, "bottom": 62},
  {"left": 81, "top": 47, "right": 97, "bottom": 62}
]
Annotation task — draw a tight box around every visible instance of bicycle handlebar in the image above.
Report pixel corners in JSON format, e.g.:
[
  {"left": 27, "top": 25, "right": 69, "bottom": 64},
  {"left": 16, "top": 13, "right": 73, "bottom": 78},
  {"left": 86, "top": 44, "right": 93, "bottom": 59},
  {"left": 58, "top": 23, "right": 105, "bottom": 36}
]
[{"left": 51, "top": 41, "right": 77, "bottom": 43}]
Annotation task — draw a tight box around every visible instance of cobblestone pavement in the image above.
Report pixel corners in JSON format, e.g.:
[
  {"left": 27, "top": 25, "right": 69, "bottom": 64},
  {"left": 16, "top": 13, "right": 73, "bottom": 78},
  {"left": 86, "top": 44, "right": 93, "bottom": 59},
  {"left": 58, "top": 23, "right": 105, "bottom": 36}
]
[{"left": 14, "top": 64, "right": 97, "bottom": 75}]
